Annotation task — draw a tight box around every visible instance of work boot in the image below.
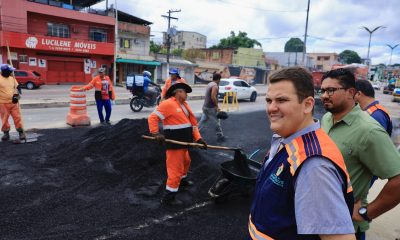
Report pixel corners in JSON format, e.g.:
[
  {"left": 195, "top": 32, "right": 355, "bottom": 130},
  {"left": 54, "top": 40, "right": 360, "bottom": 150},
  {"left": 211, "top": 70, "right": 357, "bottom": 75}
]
[
  {"left": 180, "top": 178, "right": 194, "bottom": 187},
  {"left": 1, "top": 131, "right": 10, "bottom": 141},
  {"left": 17, "top": 129, "right": 26, "bottom": 140},
  {"left": 161, "top": 190, "right": 183, "bottom": 206}
]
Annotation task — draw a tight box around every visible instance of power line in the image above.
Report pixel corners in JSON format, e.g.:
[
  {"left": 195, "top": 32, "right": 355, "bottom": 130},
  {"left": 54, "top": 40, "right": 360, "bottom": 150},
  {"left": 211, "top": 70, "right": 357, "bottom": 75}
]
[{"left": 308, "top": 35, "right": 365, "bottom": 47}]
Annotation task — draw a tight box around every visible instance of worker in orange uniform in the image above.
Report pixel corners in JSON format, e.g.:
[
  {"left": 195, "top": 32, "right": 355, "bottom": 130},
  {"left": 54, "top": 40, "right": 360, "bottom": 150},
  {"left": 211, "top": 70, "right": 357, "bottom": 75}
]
[
  {"left": 160, "top": 68, "right": 186, "bottom": 100},
  {"left": 0, "top": 64, "right": 26, "bottom": 141},
  {"left": 81, "top": 68, "right": 116, "bottom": 125},
  {"left": 148, "top": 82, "right": 207, "bottom": 205}
]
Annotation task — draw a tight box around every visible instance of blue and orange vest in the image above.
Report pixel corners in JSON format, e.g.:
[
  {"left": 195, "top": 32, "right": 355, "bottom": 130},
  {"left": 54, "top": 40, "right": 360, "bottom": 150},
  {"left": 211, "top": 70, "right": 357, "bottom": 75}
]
[
  {"left": 249, "top": 129, "right": 353, "bottom": 240},
  {"left": 366, "top": 103, "right": 392, "bottom": 136}
]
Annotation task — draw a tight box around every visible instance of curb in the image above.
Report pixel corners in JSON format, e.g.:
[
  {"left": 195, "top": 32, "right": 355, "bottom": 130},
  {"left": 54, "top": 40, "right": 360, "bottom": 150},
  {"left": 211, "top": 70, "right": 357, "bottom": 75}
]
[{"left": 19, "top": 93, "right": 266, "bottom": 109}]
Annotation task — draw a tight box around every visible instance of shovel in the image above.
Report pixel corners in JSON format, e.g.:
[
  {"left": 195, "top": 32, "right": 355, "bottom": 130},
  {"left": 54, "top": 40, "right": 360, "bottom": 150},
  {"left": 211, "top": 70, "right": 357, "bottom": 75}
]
[{"left": 142, "top": 135, "right": 250, "bottom": 174}]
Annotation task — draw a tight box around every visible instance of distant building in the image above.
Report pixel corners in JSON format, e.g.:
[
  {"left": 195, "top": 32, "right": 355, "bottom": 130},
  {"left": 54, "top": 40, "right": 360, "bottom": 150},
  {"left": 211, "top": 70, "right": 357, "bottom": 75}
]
[
  {"left": 0, "top": 0, "right": 115, "bottom": 84},
  {"left": 112, "top": 9, "right": 161, "bottom": 83},
  {"left": 308, "top": 53, "right": 339, "bottom": 71},
  {"left": 163, "top": 31, "right": 207, "bottom": 50},
  {"left": 265, "top": 52, "right": 313, "bottom": 69}
]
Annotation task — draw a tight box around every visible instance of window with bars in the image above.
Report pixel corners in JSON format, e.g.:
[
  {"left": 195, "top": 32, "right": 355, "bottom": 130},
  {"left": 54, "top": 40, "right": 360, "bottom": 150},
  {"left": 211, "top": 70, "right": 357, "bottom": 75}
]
[
  {"left": 19, "top": 55, "right": 28, "bottom": 63},
  {"left": 89, "top": 28, "right": 108, "bottom": 42},
  {"left": 47, "top": 23, "right": 70, "bottom": 38},
  {"left": 119, "top": 38, "right": 131, "bottom": 48}
]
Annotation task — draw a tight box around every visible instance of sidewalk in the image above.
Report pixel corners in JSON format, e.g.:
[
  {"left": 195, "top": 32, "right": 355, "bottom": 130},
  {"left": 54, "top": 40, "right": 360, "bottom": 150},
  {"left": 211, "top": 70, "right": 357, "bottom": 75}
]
[{"left": 18, "top": 84, "right": 268, "bottom": 109}]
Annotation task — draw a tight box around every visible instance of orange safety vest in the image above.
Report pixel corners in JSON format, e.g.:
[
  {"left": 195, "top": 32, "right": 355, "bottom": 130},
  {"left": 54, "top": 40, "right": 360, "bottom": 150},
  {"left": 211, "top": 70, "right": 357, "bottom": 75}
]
[
  {"left": 83, "top": 75, "right": 116, "bottom": 100},
  {"left": 161, "top": 77, "right": 187, "bottom": 99},
  {"left": 366, "top": 103, "right": 390, "bottom": 116},
  {"left": 148, "top": 96, "right": 201, "bottom": 149}
]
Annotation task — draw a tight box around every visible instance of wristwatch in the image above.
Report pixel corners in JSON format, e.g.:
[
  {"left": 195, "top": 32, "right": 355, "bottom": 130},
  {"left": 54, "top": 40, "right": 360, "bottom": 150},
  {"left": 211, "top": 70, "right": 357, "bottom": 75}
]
[{"left": 358, "top": 206, "right": 371, "bottom": 222}]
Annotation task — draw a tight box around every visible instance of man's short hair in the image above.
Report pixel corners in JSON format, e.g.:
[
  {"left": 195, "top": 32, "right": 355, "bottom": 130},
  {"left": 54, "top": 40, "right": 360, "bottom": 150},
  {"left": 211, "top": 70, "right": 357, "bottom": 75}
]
[
  {"left": 213, "top": 73, "right": 222, "bottom": 81},
  {"left": 322, "top": 68, "right": 355, "bottom": 89},
  {"left": 269, "top": 67, "right": 314, "bottom": 102},
  {"left": 355, "top": 80, "right": 375, "bottom": 98}
]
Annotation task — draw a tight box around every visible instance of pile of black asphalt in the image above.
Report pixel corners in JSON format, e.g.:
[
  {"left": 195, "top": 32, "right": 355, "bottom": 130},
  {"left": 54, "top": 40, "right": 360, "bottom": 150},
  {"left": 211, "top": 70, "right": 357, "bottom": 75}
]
[{"left": 0, "top": 106, "right": 326, "bottom": 240}]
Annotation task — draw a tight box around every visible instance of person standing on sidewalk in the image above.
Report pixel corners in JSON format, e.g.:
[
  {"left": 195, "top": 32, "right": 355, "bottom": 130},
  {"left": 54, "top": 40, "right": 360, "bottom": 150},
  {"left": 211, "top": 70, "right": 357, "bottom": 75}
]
[
  {"left": 160, "top": 68, "right": 186, "bottom": 100},
  {"left": 198, "top": 73, "right": 225, "bottom": 141},
  {"left": 148, "top": 82, "right": 207, "bottom": 205},
  {"left": 81, "top": 68, "right": 116, "bottom": 125},
  {"left": 0, "top": 64, "right": 26, "bottom": 141},
  {"left": 249, "top": 67, "right": 355, "bottom": 239},
  {"left": 354, "top": 80, "right": 392, "bottom": 136},
  {"left": 320, "top": 68, "right": 400, "bottom": 240}
]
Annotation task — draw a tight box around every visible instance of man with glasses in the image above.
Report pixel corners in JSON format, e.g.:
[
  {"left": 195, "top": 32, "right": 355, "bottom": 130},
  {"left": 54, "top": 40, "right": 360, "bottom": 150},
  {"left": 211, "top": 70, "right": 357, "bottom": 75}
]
[{"left": 320, "top": 68, "right": 400, "bottom": 240}]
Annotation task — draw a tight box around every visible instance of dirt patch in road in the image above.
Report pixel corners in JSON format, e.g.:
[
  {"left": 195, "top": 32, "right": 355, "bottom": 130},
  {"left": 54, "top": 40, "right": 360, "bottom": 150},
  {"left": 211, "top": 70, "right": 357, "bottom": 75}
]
[{"left": 0, "top": 110, "right": 277, "bottom": 239}]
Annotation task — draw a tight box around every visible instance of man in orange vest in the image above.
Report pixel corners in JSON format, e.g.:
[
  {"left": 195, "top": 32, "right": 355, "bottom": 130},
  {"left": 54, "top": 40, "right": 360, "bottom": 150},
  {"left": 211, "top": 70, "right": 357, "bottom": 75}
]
[
  {"left": 81, "top": 68, "right": 116, "bottom": 125},
  {"left": 160, "top": 68, "right": 186, "bottom": 100},
  {"left": 354, "top": 80, "right": 392, "bottom": 136},
  {"left": 148, "top": 82, "right": 207, "bottom": 205},
  {"left": 249, "top": 67, "right": 355, "bottom": 239}
]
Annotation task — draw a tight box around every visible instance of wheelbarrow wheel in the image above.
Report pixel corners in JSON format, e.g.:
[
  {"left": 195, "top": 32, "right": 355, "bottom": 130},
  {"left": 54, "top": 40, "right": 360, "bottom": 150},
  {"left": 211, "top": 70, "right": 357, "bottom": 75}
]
[{"left": 208, "top": 178, "right": 231, "bottom": 204}]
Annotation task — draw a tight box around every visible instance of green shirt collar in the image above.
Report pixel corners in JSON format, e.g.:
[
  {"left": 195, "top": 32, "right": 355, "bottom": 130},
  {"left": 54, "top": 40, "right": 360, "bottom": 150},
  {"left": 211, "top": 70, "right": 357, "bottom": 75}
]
[{"left": 326, "top": 104, "right": 361, "bottom": 127}]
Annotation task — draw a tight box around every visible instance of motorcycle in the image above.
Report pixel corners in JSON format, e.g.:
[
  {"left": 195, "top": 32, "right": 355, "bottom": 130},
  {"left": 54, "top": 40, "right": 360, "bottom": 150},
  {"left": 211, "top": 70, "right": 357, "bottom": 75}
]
[{"left": 129, "top": 85, "right": 161, "bottom": 112}]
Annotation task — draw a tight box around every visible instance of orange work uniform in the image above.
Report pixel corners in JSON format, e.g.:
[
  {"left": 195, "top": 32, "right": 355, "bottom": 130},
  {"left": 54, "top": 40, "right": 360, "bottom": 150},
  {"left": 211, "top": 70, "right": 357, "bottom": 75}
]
[
  {"left": 82, "top": 75, "right": 116, "bottom": 100},
  {"left": 148, "top": 96, "right": 201, "bottom": 192},
  {"left": 0, "top": 76, "right": 24, "bottom": 131},
  {"left": 161, "top": 77, "right": 186, "bottom": 99}
]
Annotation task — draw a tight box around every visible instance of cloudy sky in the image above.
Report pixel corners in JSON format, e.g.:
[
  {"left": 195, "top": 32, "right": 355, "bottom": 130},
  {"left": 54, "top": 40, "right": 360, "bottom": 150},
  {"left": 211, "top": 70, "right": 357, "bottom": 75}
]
[{"left": 94, "top": 0, "right": 400, "bottom": 65}]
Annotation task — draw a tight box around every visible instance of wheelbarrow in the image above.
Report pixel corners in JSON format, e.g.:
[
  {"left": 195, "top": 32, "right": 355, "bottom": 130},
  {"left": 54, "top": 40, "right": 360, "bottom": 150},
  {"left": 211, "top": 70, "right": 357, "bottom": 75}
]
[{"left": 142, "top": 135, "right": 263, "bottom": 203}]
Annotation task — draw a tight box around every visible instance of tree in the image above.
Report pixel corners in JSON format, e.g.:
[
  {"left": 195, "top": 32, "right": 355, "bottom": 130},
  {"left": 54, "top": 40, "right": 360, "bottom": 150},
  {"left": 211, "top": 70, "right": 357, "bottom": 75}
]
[
  {"left": 284, "top": 38, "right": 305, "bottom": 52},
  {"left": 339, "top": 50, "right": 361, "bottom": 64},
  {"left": 210, "top": 31, "right": 261, "bottom": 49},
  {"left": 172, "top": 48, "right": 183, "bottom": 57},
  {"left": 150, "top": 41, "right": 162, "bottom": 53}
]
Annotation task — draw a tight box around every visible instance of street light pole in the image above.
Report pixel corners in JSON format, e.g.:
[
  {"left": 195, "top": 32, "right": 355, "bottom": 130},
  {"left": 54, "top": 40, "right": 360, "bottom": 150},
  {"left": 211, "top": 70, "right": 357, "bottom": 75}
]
[
  {"left": 362, "top": 26, "right": 385, "bottom": 65},
  {"left": 387, "top": 44, "right": 399, "bottom": 66},
  {"left": 302, "top": 0, "right": 310, "bottom": 66}
]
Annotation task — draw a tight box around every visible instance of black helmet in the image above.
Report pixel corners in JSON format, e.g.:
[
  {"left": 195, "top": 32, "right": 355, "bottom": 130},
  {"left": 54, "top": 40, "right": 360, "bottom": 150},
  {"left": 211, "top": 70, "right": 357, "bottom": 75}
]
[{"left": 216, "top": 111, "right": 228, "bottom": 120}]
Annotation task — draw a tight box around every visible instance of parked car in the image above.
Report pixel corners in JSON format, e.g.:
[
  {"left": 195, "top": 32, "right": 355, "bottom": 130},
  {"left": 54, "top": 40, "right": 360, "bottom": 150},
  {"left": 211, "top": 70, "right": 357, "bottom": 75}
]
[
  {"left": 14, "top": 70, "right": 45, "bottom": 90},
  {"left": 393, "top": 88, "right": 400, "bottom": 102},
  {"left": 372, "top": 81, "right": 381, "bottom": 90},
  {"left": 218, "top": 78, "right": 257, "bottom": 102}
]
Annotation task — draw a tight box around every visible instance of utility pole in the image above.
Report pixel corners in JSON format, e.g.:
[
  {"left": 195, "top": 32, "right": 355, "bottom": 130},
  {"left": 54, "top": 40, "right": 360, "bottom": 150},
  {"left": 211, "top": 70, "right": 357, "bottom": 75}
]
[
  {"left": 387, "top": 44, "right": 399, "bottom": 66},
  {"left": 113, "top": 0, "right": 118, "bottom": 85},
  {"left": 162, "top": 9, "right": 180, "bottom": 63},
  {"left": 302, "top": 0, "right": 310, "bottom": 67},
  {"left": 362, "top": 26, "right": 385, "bottom": 65}
]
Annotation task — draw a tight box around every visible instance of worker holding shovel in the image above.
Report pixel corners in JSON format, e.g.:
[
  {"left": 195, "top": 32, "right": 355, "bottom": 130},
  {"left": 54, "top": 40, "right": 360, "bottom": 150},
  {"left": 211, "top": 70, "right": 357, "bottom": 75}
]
[{"left": 148, "top": 82, "right": 207, "bottom": 205}]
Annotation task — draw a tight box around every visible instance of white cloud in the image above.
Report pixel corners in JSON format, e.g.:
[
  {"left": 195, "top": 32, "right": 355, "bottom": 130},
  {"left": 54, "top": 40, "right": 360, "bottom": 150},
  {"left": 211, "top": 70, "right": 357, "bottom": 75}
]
[{"left": 95, "top": 0, "right": 400, "bottom": 64}]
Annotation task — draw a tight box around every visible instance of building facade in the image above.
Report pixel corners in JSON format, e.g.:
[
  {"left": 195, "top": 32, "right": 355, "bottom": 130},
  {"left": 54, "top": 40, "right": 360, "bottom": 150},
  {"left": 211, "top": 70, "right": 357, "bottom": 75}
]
[
  {"left": 308, "top": 52, "right": 339, "bottom": 71},
  {"left": 0, "top": 0, "right": 115, "bottom": 84},
  {"left": 163, "top": 31, "right": 206, "bottom": 50}
]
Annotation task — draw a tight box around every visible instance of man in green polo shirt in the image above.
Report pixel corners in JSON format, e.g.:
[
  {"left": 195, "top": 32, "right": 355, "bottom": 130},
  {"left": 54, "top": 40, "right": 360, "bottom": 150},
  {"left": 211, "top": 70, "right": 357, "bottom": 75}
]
[{"left": 320, "top": 68, "right": 400, "bottom": 240}]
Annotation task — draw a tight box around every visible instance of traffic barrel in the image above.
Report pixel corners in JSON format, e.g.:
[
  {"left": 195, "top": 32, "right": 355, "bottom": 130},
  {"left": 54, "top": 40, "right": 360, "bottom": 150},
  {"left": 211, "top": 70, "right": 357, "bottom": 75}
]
[{"left": 66, "top": 86, "right": 90, "bottom": 126}]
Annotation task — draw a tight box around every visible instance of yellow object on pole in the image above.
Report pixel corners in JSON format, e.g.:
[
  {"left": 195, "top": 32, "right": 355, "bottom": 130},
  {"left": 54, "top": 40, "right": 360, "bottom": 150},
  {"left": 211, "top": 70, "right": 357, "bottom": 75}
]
[{"left": 221, "top": 91, "right": 239, "bottom": 112}]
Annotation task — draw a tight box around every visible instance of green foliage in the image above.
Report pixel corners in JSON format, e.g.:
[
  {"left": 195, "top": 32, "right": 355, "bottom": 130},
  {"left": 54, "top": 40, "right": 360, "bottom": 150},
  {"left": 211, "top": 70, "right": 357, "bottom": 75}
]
[
  {"left": 172, "top": 48, "right": 183, "bottom": 57},
  {"left": 284, "top": 38, "right": 304, "bottom": 52},
  {"left": 150, "top": 41, "right": 162, "bottom": 53},
  {"left": 210, "top": 31, "right": 261, "bottom": 49},
  {"left": 339, "top": 50, "right": 361, "bottom": 64},
  {"left": 182, "top": 49, "right": 205, "bottom": 62}
]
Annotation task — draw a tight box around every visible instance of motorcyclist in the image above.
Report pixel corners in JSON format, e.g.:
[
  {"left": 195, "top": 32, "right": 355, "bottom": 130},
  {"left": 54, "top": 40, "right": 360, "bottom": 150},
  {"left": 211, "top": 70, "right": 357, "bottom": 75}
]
[{"left": 142, "top": 70, "right": 158, "bottom": 104}]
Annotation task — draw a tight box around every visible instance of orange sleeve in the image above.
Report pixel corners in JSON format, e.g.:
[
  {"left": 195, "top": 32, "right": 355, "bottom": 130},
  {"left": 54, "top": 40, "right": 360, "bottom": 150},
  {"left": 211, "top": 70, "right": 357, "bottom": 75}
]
[
  {"left": 148, "top": 100, "right": 173, "bottom": 133},
  {"left": 186, "top": 103, "right": 201, "bottom": 141},
  {"left": 161, "top": 79, "right": 170, "bottom": 98},
  {"left": 83, "top": 77, "right": 96, "bottom": 91}
]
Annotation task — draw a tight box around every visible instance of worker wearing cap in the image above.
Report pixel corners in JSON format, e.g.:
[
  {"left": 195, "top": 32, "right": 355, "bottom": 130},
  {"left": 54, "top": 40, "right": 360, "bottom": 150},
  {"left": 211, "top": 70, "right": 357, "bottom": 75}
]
[
  {"left": 249, "top": 67, "right": 355, "bottom": 239},
  {"left": 160, "top": 68, "right": 186, "bottom": 100},
  {"left": 148, "top": 82, "right": 207, "bottom": 205},
  {"left": 81, "top": 68, "right": 116, "bottom": 125},
  {"left": 0, "top": 64, "right": 26, "bottom": 141}
]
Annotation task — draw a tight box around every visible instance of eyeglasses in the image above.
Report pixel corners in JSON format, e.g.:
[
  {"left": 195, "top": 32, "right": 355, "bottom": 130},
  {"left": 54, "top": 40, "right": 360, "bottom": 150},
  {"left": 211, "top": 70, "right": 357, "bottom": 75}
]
[{"left": 320, "top": 87, "right": 347, "bottom": 96}]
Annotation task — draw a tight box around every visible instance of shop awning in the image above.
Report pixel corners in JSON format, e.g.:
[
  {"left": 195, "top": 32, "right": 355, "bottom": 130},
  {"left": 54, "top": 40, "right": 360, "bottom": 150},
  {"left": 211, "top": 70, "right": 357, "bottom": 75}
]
[{"left": 116, "top": 58, "right": 161, "bottom": 66}]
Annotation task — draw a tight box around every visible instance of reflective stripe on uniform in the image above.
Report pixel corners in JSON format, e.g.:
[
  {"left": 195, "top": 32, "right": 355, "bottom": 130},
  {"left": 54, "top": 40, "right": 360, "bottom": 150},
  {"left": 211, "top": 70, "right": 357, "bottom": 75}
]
[
  {"left": 164, "top": 123, "right": 192, "bottom": 130},
  {"left": 248, "top": 216, "right": 274, "bottom": 240},
  {"left": 166, "top": 185, "right": 178, "bottom": 192},
  {"left": 153, "top": 110, "right": 165, "bottom": 120}
]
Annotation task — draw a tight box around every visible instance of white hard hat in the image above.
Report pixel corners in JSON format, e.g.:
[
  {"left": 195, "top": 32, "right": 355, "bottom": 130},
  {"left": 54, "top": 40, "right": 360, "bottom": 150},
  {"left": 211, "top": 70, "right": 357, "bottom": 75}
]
[{"left": 143, "top": 70, "right": 152, "bottom": 77}]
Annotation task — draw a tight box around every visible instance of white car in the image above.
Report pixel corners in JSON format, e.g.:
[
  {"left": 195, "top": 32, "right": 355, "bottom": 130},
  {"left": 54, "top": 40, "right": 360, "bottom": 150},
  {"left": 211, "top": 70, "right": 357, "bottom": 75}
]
[
  {"left": 372, "top": 82, "right": 381, "bottom": 90},
  {"left": 218, "top": 78, "right": 258, "bottom": 102}
]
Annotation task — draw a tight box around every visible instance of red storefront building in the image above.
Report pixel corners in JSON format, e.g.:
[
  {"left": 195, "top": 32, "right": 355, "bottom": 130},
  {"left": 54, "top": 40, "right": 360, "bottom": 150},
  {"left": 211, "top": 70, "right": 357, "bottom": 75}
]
[{"left": 0, "top": 0, "right": 115, "bottom": 84}]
